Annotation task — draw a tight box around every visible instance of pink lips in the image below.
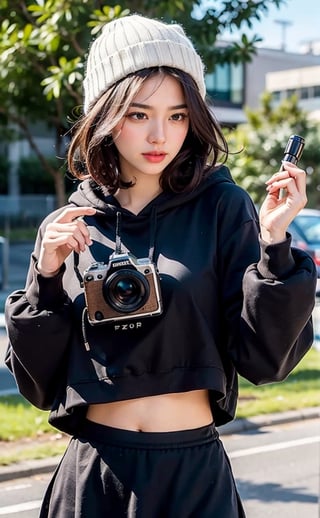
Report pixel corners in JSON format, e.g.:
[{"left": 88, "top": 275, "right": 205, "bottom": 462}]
[{"left": 142, "top": 152, "right": 167, "bottom": 163}]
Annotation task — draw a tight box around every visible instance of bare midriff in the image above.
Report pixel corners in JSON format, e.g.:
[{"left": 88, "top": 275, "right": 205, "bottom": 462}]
[{"left": 86, "top": 389, "right": 213, "bottom": 432}]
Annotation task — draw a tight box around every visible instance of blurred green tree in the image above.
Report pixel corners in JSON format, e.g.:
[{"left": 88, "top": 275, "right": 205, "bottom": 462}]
[
  {"left": 225, "top": 92, "right": 320, "bottom": 207},
  {"left": 0, "top": 0, "right": 285, "bottom": 205}
]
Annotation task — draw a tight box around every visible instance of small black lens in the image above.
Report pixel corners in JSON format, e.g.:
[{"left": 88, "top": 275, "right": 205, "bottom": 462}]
[
  {"left": 114, "top": 278, "right": 141, "bottom": 303},
  {"left": 104, "top": 269, "right": 149, "bottom": 313}
]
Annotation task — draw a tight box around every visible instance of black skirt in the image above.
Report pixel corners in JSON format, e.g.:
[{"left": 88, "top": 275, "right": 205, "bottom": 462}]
[{"left": 40, "top": 420, "right": 245, "bottom": 517}]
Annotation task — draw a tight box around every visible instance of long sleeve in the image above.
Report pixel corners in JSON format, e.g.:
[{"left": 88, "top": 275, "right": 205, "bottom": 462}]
[
  {"left": 239, "top": 237, "right": 316, "bottom": 383},
  {"left": 219, "top": 210, "right": 317, "bottom": 385},
  {"left": 5, "top": 221, "right": 73, "bottom": 410}
]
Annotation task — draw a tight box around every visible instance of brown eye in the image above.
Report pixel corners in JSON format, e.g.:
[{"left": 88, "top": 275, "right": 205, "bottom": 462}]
[
  {"left": 127, "top": 112, "right": 147, "bottom": 120},
  {"left": 170, "top": 113, "right": 188, "bottom": 122}
]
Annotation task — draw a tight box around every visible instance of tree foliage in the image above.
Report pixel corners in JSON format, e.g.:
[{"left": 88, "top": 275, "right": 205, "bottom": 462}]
[
  {"left": 107, "top": 0, "right": 286, "bottom": 68},
  {"left": 225, "top": 92, "right": 320, "bottom": 208},
  {"left": 0, "top": 0, "right": 286, "bottom": 206}
]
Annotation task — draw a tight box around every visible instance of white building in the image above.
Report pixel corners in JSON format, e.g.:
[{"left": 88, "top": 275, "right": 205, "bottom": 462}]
[
  {"left": 207, "top": 45, "right": 320, "bottom": 125},
  {"left": 266, "top": 64, "right": 320, "bottom": 121}
]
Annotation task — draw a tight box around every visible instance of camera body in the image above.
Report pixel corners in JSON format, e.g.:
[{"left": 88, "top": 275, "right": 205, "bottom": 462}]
[{"left": 83, "top": 252, "right": 163, "bottom": 325}]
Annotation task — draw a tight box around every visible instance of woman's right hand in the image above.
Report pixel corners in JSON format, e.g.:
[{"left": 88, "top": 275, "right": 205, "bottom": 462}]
[{"left": 37, "top": 207, "right": 96, "bottom": 277}]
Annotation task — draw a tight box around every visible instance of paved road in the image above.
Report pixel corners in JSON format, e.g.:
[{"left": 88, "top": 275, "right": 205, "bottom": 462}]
[
  {"left": 224, "top": 418, "right": 320, "bottom": 517},
  {"left": 0, "top": 241, "right": 33, "bottom": 394},
  {"left": 0, "top": 418, "right": 318, "bottom": 517},
  {"left": 0, "top": 324, "right": 17, "bottom": 395},
  {"left": 0, "top": 241, "right": 34, "bottom": 313}
]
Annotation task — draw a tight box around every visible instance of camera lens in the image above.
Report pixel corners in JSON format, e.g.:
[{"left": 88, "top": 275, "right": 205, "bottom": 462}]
[{"left": 104, "top": 269, "right": 149, "bottom": 313}]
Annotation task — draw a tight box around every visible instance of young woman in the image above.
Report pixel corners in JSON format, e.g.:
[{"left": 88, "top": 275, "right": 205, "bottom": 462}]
[{"left": 5, "top": 14, "right": 316, "bottom": 517}]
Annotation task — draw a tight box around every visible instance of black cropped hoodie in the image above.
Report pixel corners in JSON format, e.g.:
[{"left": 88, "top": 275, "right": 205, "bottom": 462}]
[{"left": 5, "top": 165, "right": 317, "bottom": 433}]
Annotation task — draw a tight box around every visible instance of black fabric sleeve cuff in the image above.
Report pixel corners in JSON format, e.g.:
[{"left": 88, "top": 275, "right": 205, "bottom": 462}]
[
  {"left": 257, "top": 233, "right": 295, "bottom": 280},
  {"left": 26, "top": 263, "right": 69, "bottom": 310}
]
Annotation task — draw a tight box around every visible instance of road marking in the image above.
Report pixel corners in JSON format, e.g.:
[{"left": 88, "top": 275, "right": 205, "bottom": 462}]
[
  {"left": 229, "top": 435, "right": 320, "bottom": 459},
  {"left": 0, "top": 437, "right": 318, "bottom": 514},
  {"left": 2, "top": 483, "right": 31, "bottom": 492},
  {"left": 0, "top": 500, "right": 41, "bottom": 514}
]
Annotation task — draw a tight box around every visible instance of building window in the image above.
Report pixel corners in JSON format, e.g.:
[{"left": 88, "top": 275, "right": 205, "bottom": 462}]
[
  {"left": 313, "top": 85, "right": 320, "bottom": 97},
  {"left": 272, "top": 91, "right": 282, "bottom": 102},
  {"left": 300, "top": 87, "right": 309, "bottom": 99},
  {"left": 286, "top": 88, "right": 297, "bottom": 98},
  {"left": 205, "top": 62, "right": 244, "bottom": 106}
]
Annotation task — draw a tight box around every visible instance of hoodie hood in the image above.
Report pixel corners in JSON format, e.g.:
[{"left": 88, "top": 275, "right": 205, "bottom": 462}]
[
  {"left": 68, "top": 165, "right": 237, "bottom": 265},
  {"left": 68, "top": 165, "right": 235, "bottom": 218}
]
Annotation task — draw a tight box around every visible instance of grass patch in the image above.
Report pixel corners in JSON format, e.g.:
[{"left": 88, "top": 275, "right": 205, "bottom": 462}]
[
  {"left": 0, "top": 439, "right": 68, "bottom": 466},
  {"left": 0, "top": 395, "right": 53, "bottom": 441},
  {"left": 0, "top": 396, "right": 69, "bottom": 465},
  {"left": 237, "top": 347, "right": 320, "bottom": 418}
]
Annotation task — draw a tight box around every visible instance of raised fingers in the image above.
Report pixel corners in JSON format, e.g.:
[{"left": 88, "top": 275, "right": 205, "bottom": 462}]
[
  {"left": 44, "top": 218, "right": 92, "bottom": 253},
  {"left": 266, "top": 163, "right": 306, "bottom": 194},
  {"left": 282, "top": 162, "right": 306, "bottom": 193},
  {"left": 280, "top": 163, "right": 307, "bottom": 206},
  {"left": 48, "top": 207, "right": 96, "bottom": 251},
  {"left": 55, "top": 206, "right": 96, "bottom": 224}
]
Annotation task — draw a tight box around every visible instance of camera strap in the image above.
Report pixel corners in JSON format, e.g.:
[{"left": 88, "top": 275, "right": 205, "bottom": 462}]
[
  {"left": 81, "top": 307, "right": 91, "bottom": 350},
  {"left": 73, "top": 252, "right": 84, "bottom": 287},
  {"left": 73, "top": 207, "right": 158, "bottom": 289},
  {"left": 114, "top": 208, "right": 158, "bottom": 262},
  {"left": 115, "top": 211, "right": 123, "bottom": 254},
  {"left": 114, "top": 208, "right": 159, "bottom": 262},
  {"left": 148, "top": 206, "right": 158, "bottom": 262},
  {"left": 72, "top": 211, "right": 124, "bottom": 288}
]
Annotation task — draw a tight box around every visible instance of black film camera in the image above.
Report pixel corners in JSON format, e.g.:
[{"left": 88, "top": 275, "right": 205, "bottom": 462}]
[{"left": 83, "top": 252, "right": 163, "bottom": 325}]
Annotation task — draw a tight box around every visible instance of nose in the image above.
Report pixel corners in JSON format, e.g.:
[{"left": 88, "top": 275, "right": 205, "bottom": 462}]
[{"left": 147, "top": 120, "right": 166, "bottom": 144}]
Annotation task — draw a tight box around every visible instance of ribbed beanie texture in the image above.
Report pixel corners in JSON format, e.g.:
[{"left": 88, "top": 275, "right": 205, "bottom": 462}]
[{"left": 83, "top": 14, "right": 206, "bottom": 113}]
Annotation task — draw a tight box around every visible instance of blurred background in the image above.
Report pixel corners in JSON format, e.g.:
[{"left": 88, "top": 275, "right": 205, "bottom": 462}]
[{"left": 0, "top": 2, "right": 319, "bottom": 517}]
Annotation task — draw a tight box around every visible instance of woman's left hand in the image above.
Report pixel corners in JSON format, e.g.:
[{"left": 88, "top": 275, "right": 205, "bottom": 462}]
[{"left": 259, "top": 161, "right": 307, "bottom": 244}]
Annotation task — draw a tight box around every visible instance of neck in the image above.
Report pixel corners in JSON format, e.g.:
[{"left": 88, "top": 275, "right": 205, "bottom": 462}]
[{"left": 115, "top": 178, "right": 163, "bottom": 215}]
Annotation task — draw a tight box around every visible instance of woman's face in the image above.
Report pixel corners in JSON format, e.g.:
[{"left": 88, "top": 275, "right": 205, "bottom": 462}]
[{"left": 112, "top": 74, "right": 189, "bottom": 184}]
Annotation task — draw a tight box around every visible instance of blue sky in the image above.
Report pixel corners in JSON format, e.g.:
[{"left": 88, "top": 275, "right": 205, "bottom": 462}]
[
  {"left": 236, "top": 0, "right": 320, "bottom": 52},
  {"left": 210, "top": 0, "right": 320, "bottom": 53}
]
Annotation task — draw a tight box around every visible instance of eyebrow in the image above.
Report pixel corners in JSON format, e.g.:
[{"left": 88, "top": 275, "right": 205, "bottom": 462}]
[{"left": 130, "top": 102, "right": 188, "bottom": 110}]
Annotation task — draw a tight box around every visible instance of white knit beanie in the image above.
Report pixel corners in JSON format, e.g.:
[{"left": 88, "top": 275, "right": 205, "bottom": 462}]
[{"left": 83, "top": 14, "right": 206, "bottom": 113}]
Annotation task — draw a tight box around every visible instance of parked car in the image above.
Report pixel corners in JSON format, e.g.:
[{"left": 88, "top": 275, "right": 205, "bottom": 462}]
[{"left": 288, "top": 208, "right": 320, "bottom": 277}]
